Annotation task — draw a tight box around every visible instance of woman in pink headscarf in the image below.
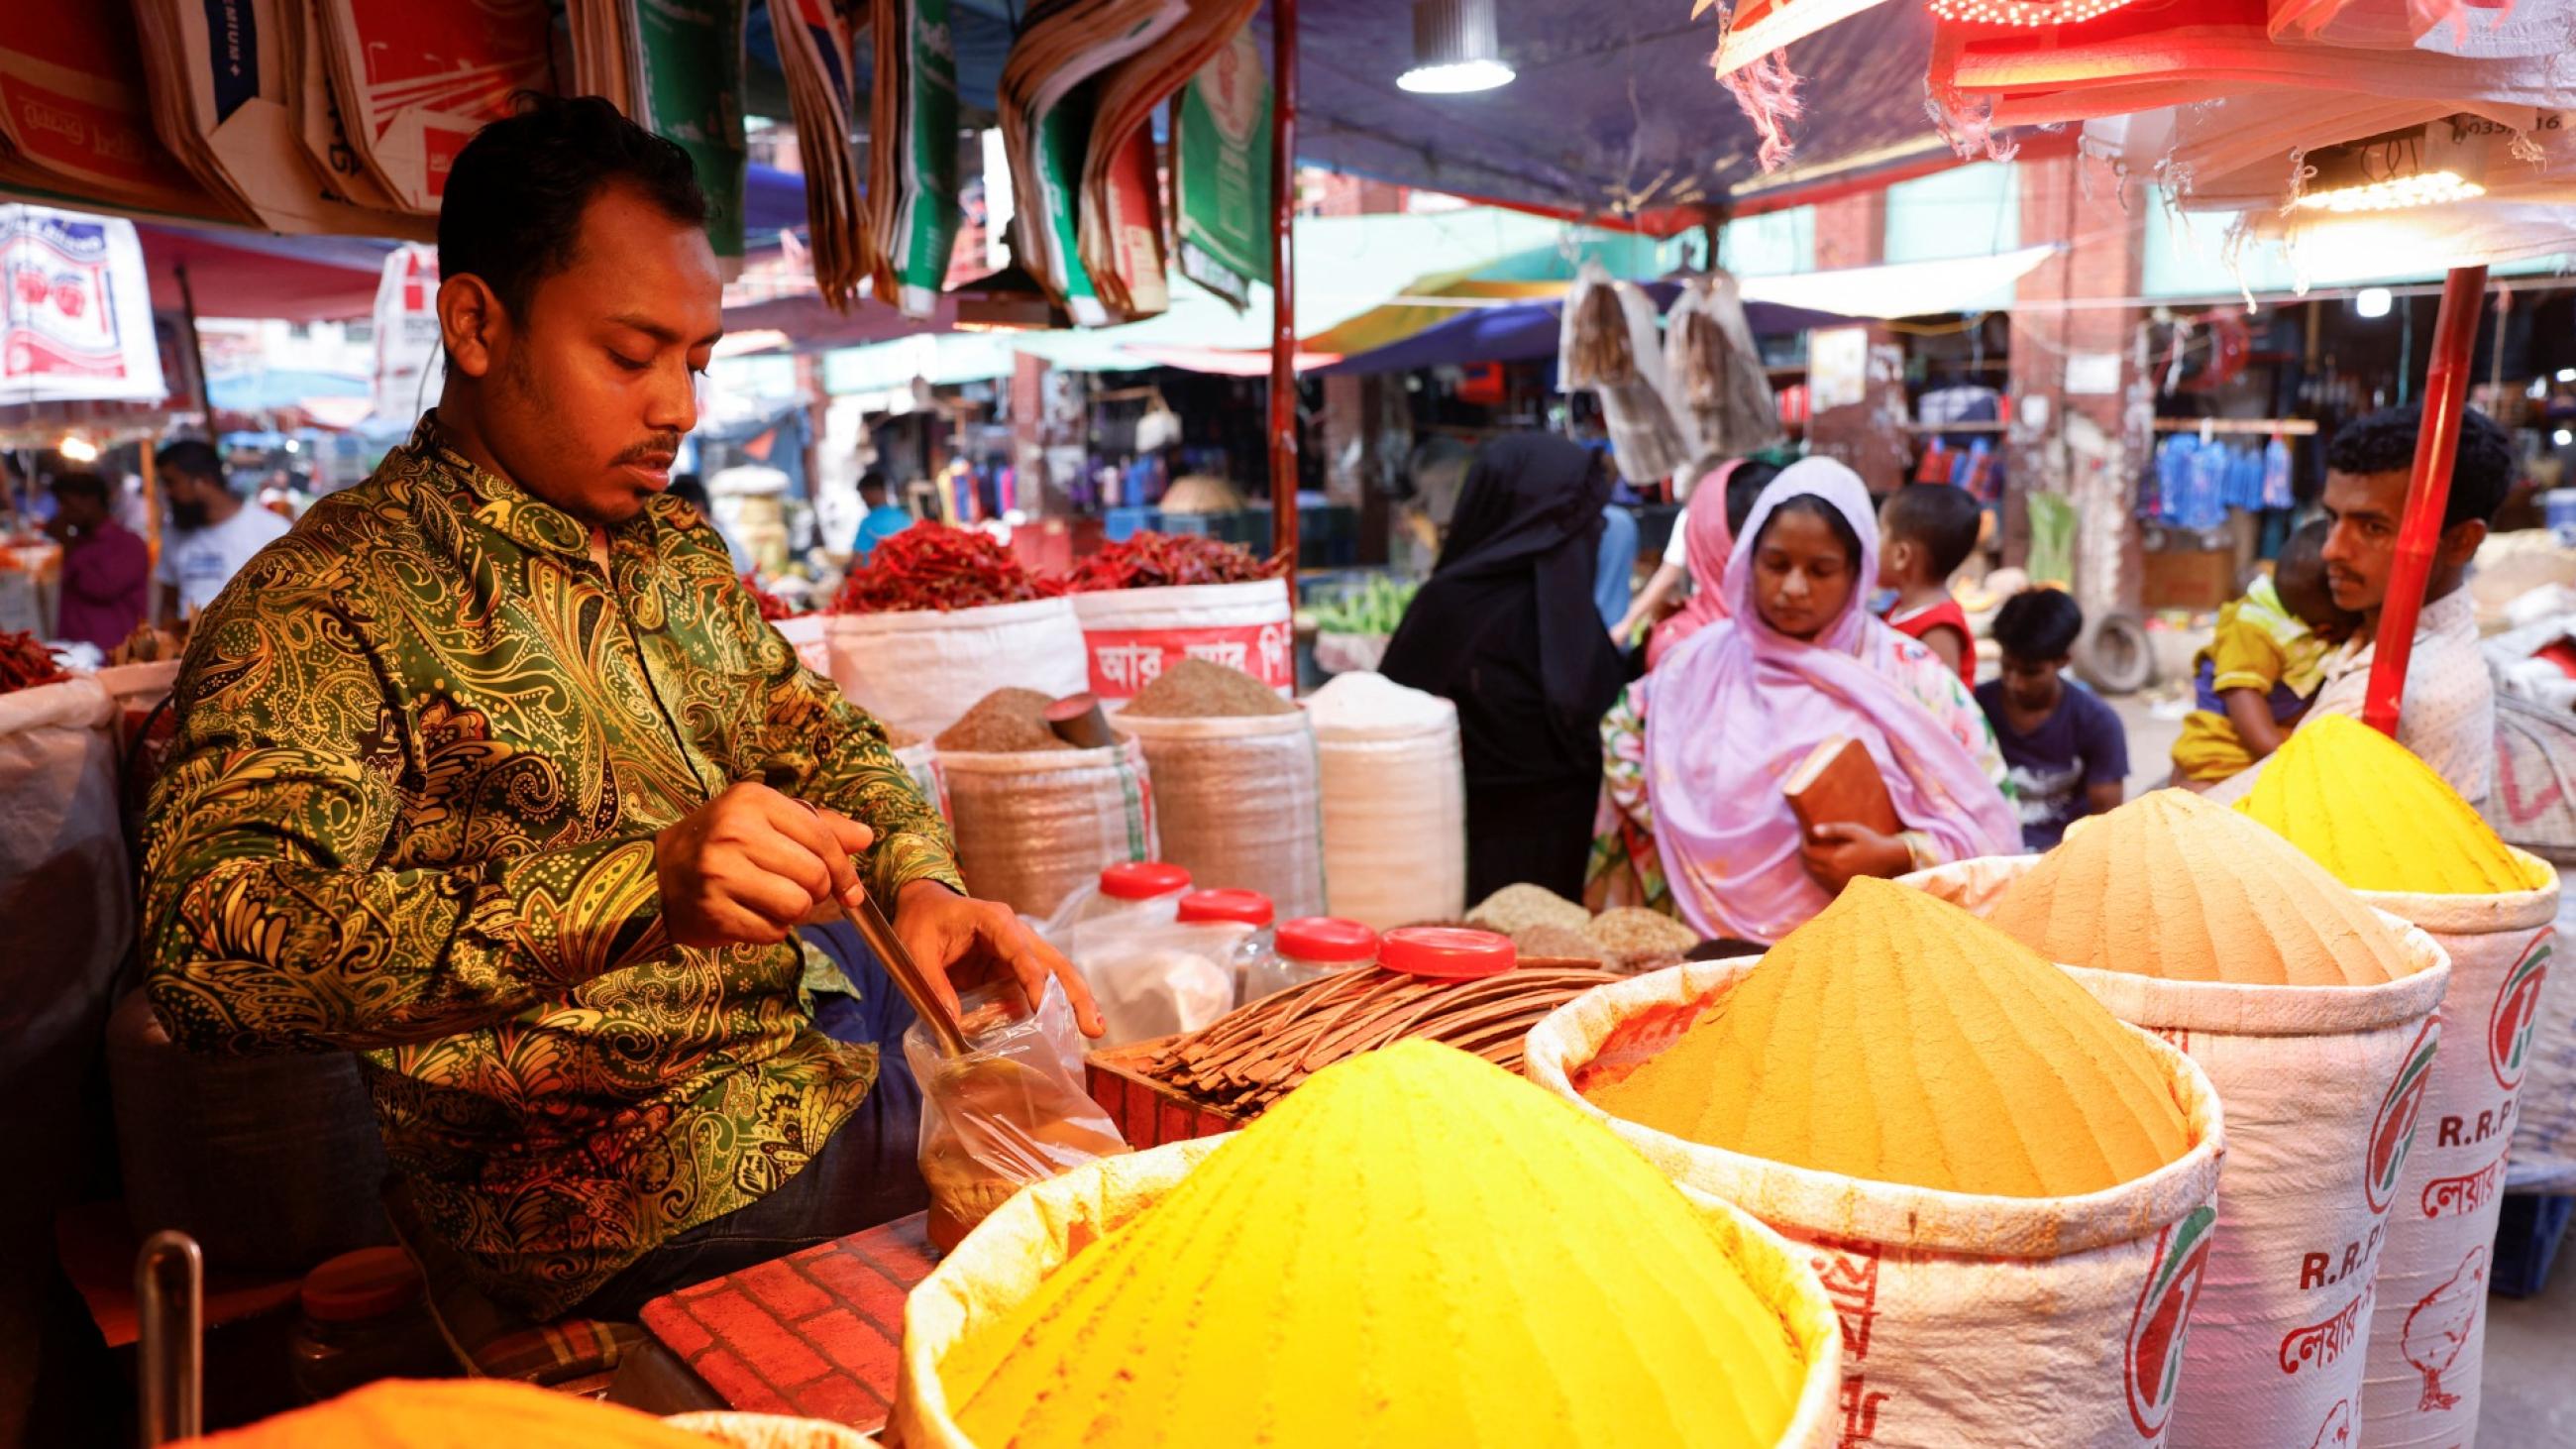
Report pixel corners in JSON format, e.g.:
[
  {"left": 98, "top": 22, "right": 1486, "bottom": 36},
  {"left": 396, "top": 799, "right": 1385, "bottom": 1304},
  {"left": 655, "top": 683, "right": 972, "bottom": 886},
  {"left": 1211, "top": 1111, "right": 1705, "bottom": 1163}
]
[
  {"left": 1638, "top": 458, "right": 1781, "bottom": 669},
  {"left": 1588, "top": 458, "right": 2019, "bottom": 943}
]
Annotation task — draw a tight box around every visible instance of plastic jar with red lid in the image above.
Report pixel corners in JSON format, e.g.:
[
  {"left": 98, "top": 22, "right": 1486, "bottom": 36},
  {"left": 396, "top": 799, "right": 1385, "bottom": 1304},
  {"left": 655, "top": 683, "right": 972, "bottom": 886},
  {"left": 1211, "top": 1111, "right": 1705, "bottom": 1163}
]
[
  {"left": 1379, "top": 926, "right": 1516, "bottom": 980},
  {"left": 1179, "top": 890, "right": 1277, "bottom": 1002},
  {"left": 1043, "top": 860, "right": 1195, "bottom": 947},
  {"left": 287, "top": 1247, "right": 452, "bottom": 1401},
  {"left": 1242, "top": 916, "right": 1380, "bottom": 1003}
]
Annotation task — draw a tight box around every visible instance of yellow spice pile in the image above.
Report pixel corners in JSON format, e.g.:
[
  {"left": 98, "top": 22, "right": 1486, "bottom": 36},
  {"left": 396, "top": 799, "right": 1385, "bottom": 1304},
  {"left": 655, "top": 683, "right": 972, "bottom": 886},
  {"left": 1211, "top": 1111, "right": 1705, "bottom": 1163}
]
[
  {"left": 1591, "top": 879, "right": 2192, "bottom": 1198},
  {"left": 1989, "top": 789, "right": 2412, "bottom": 986},
  {"left": 2238, "top": 715, "right": 2542, "bottom": 895},
  {"left": 942, "top": 1040, "right": 1804, "bottom": 1448}
]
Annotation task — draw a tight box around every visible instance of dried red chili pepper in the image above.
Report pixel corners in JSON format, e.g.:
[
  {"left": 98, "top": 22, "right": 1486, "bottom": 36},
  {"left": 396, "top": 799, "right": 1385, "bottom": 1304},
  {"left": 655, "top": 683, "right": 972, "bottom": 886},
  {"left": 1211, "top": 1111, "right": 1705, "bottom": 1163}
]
[
  {"left": 1061, "top": 531, "right": 1286, "bottom": 592},
  {"left": 0, "top": 629, "right": 69, "bottom": 696},
  {"left": 744, "top": 573, "right": 800, "bottom": 621},
  {"left": 829, "top": 524, "right": 1064, "bottom": 613}
]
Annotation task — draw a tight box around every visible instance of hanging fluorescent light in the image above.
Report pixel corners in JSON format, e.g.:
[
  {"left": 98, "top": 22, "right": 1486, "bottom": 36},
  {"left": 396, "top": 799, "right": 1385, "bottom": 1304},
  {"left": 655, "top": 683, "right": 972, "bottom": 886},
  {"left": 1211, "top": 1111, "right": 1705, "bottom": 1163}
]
[
  {"left": 57, "top": 435, "right": 99, "bottom": 463},
  {"left": 2294, "top": 123, "right": 2487, "bottom": 215},
  {"left": 2354, "top": 287, "right": 2394, "bottom": 319},
  {"left": 1398, "top": 0, "right": 1514, "bottom": 94}
]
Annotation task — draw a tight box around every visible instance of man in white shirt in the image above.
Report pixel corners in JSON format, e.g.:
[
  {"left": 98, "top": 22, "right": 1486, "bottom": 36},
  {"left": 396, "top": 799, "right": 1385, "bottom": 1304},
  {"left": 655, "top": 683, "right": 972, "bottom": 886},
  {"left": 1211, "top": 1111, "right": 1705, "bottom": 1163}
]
[
  {"left": 2222, "top": 404, "right": 2513, "bottom": 805},
  {"left": 155, "top": 440, "right": 291, "bottom": 623}
]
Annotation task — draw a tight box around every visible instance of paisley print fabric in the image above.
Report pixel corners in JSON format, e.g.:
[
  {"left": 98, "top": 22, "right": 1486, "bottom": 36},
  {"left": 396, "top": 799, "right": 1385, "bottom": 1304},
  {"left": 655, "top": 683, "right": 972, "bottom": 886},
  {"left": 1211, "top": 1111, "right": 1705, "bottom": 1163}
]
[{"left": 141, "top": 415, "right": 962, "bottom": 1319}]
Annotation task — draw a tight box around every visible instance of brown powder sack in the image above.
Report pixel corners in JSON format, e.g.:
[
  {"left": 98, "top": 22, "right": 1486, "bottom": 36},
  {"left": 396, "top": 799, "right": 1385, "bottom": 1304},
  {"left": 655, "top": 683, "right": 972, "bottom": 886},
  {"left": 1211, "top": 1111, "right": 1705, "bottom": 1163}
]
[
  {"left": 880, "top": 723, "right": 924, "bottom": 750},
  {"left": 936, "top": 688, "right": 1072, "bottom": 752},
  {"left": 1124, "top": 657, "right": 1296, "bottom": 718},
  {"left": 1988, "top": 789, "right": 2410, "bottom": 987},
  {"left": 1590, "top": 878, "right": 2192, "bottom": 1198}
]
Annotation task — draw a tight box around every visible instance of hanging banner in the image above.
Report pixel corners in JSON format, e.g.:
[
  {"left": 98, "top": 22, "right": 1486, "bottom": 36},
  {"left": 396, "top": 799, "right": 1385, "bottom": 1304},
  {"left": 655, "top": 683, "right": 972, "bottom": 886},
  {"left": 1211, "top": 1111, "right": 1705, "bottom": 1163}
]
[
  {"left": 1173, "top": 23, "right": 1270, "bottom": 310},
  {"left": 371, "top": 244, "right": 442, "bottom": 427},
  {"left": 630, "top": 0, "right": 750, "bottom": 267},
  {"left": 0, "top": 207, "right": 168, "bottom": 407},
  {"left": 871, "top": 0, "right": 962, "bottom": 316}
]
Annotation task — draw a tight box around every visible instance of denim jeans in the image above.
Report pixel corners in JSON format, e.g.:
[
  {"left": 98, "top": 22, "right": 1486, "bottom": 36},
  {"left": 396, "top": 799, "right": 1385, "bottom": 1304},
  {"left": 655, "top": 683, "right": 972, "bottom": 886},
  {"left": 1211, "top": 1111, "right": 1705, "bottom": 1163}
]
[{"left": 567, "top": 922, "right": 926, "bottom": 1321}]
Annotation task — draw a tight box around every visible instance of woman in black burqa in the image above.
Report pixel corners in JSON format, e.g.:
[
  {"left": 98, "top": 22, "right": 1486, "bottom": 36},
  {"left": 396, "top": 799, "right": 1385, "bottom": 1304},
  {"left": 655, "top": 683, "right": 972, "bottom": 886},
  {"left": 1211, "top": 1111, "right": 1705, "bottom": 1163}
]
[{"left": 1381, "top": 434, "right": 1632, "bottom": 903}]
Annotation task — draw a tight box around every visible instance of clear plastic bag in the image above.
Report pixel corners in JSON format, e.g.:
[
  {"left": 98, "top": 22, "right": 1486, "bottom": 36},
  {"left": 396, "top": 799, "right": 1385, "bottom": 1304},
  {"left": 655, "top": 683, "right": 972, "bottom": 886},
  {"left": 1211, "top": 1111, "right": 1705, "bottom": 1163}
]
[
  {"left": 1077, "top": 919, "right": 1251, "bottom": 1048},
  {"left": 905, "top": 978, "right": 1129, "bottom": 1251}
]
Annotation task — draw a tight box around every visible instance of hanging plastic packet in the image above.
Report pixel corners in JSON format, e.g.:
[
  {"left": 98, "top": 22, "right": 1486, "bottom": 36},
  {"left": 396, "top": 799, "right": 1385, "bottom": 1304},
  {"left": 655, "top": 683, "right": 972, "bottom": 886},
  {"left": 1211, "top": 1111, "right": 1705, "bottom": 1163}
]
[{"left": 906, "top": 978, "right": 1130, "bottom": 1251}]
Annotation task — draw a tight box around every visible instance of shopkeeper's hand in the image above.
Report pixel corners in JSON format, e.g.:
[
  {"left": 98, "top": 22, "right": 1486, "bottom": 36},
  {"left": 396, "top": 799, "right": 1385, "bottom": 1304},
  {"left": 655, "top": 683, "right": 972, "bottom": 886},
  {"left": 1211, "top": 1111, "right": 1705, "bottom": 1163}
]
[
  {"left": 1799, "top": 822, "right": 1916, "bottom": 895},
  {"left": 655, "top": 782, "right": 876, "bottom": 947},
  {"left": 895, "top": 877, "right": 1106, "bottom": 1038}
]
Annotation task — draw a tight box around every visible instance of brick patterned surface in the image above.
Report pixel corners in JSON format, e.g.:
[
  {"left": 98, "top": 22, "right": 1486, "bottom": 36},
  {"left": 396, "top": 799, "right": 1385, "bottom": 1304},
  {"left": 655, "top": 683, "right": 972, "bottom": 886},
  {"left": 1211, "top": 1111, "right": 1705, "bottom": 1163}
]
[{"left": 637, "top": 1213, "right": 939, "bottom": 1429}]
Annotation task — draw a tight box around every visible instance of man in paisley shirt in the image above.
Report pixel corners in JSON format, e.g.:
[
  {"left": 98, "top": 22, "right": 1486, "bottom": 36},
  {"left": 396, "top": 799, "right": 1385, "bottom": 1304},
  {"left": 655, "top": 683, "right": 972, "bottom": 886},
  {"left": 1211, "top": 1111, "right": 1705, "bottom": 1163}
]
[{"left": 139, "top": 97, "right": 1101, "bottom": 1322}]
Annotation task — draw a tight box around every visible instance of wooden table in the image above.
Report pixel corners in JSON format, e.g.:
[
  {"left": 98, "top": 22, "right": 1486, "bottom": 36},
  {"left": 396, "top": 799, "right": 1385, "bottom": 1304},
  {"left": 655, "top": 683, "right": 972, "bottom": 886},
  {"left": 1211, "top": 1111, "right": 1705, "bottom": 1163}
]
[{"left": 631, "top": 1213, "right": 938, "bottom": 1431}]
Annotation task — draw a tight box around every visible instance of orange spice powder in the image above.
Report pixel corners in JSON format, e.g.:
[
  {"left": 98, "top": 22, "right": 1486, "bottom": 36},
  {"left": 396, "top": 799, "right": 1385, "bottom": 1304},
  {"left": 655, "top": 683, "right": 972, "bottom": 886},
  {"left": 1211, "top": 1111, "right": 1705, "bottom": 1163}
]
[
  {"left": 1589, "top": 879, "right": 2192, "bottom": 1198},
  {"left": 2238, "top": 716, "right": 2543, "bottom": 896},
  {"left": 1988, "top": 789, "right": 2412, "bottom": 987}
]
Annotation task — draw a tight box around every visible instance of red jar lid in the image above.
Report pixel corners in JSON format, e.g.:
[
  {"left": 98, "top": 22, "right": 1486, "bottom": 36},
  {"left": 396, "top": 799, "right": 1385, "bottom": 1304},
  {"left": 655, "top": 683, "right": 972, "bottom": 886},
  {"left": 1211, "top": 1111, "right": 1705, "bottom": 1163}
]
[
  {"left": 1100, "top": 860, "right": 1192, "bottom": 900},
  {"left": 1380, "top": 926, "right": 1516, "bottom": 980},
  {"left": 1275, "top": 917, "right": 1379, "bottom": 963},
  {"left": 1178, "top": 889, "right": 1274, "bottom": 927},
  {"left": 300, "top": 1247, "right": 423, "bottom": 1323}
]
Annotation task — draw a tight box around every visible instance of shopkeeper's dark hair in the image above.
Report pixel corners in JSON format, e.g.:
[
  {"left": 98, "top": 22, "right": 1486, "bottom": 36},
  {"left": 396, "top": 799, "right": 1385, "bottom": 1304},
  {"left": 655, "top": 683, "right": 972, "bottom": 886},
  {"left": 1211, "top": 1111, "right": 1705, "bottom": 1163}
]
[
  {"left": 1881, "top": 482, "right": 1984, "bottom": 578},
  {"left": 1991, "top": 587, "right": 2084, "bottom": 662},
  {"left": 438, "top": 92, "right": 708, "bottom": 323},
  {"left": 1756, "top": 493, "right": 1864, "bottom": 568},
  {"left": 2325, "top": 403, "right": 2515, "bottom": 530}
]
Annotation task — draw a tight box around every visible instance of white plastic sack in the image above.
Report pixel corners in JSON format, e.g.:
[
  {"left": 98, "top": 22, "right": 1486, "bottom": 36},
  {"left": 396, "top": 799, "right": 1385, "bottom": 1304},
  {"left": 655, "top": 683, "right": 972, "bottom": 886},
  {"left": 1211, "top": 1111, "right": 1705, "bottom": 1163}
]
[
  {"left": 772, "top": 613, "right": 831, "bottom": 679},
  {"left": 1905, "top": 857, "right": 2454, "bottom": 1449},
  {"left": 1068, "top": 580, "right": 1293, "bottom": 707},
  {"left": 939, "top": 739, "right": 1158, "bottom": 920},
  {"left": 1113, "top": 712, "right": 1325, "bottom": 920},
  {"left": 1307, "top": 675, "right": 1466, "bottom": 931},
  {"left": 1527, "top": 959, "right": 2228, "bottom": 1449},
  {"left": 822, "top": 598, "right": 1087, "bottom": 740},
  {"left": 892, "top": 1134, "right": 1850, "bottom": 1449},
  {"left": 890, "top": 739, "right": 946, "bottom": 824},
  {"left": 2507, "top": 886, "right": 2576, "bottom": 1193},
  {"left": 2344, "top": 862, "right": 2560, "bottom": 1449}
]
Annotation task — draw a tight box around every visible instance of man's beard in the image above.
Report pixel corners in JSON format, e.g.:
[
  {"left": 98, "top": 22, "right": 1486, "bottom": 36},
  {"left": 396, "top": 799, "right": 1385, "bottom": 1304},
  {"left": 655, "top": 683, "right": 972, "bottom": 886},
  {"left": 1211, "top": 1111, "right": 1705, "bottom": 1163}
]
[{"left": 170, "top": 500, "right": 209, "bottom": 529}]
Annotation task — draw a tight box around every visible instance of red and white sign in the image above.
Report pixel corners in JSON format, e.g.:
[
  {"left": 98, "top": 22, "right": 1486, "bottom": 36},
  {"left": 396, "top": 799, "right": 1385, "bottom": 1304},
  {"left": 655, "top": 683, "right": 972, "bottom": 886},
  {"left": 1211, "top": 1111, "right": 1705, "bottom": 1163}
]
[
  {"left": 0, "top": 206, "right": 166, "bottom": 405},
  {"left": 1071, "top": 578, "right": 1295, "bottom": 707}
]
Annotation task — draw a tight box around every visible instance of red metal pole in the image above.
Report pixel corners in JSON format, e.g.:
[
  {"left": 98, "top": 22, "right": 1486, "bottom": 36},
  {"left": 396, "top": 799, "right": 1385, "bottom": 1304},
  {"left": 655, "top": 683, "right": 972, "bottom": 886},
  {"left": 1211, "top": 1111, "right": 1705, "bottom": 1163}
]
[
  {"left": 1267, "top": 0, "right": 1299, "bottom": 594},
  {"left": 2362, "top": 264, "right": 2488, "bottom": 738}
]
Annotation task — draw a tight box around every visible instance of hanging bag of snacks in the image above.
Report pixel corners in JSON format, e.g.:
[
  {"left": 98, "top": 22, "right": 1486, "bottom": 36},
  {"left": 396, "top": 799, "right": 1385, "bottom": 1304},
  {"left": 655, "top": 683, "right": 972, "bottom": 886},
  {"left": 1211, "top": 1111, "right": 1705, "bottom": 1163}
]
[
  {"left": 824, "top": 526, "right": 1087, "bottom": 739},
  {"left": 935, "top": 690, "right": 1158, "bottom": 919},
  {"left": 1899, "top": 790, "right": 2454, "bottom": 1449},
  {"left": 1528, "top": 883, "right": 2227, "bottom": 1449},
  {"left": 1061, "top": 533, "right": 1291, "bottom": 709},
  {"left": 1112, "top": 660, "right": 1325, "bottom": 920}
]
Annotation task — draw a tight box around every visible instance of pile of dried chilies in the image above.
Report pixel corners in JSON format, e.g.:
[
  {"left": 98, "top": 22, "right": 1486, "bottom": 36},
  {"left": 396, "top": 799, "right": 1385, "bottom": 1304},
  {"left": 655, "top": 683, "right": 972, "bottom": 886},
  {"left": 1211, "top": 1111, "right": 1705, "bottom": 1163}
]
[
  {"left": 1150, "top": 964, "right": 1620, "bottom": 1114},
  {"left": 1062, "top": 531, "right": 1286, "bottom": 591},
  {"left": 0, "top": 630, "right": 69, "bottom": 695},
  {"left": 744, "top": 574, "right": 801, "bottom": 621},
  {"left": 830, "top": 525, "right": 1065, "bottom": 613}
]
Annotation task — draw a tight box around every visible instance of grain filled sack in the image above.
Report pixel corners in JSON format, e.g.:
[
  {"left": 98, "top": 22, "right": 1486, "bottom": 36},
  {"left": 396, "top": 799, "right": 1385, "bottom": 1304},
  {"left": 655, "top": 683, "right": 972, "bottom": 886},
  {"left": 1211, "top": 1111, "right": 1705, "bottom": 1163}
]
[
  {"left": 823, "top": 596, "right": 1087, "bottom": 739},
  {"left": 1305, "top": 671, "right": 1466, "bottom": 931},
  {"left": 894, "top": 1047, "right": 1848, "bottom": 1448},
  {"left": 1527, "top": 956, "right": 2227, "bottom": 1449},
  {"left": 1114, "top": 712, "right": 1324, "bottom": 919},
  {"left": 1072, "top": 579, "right": 1293, "bottom": 708},
  {"left": 939, "top": 738, "right": 1156, "bottom": 919},
  {"left": 1905, "top": 854, "right": 2452, "bottom": 1449}
]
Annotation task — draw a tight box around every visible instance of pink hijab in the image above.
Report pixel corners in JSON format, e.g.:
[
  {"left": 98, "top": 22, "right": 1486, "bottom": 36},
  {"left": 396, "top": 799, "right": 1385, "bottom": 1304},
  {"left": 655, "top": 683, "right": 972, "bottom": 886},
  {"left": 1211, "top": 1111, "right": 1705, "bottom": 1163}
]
[
  {"left": 1646, "top": 460, "right": 1739, "bottom": 670},
  {"left": 1643, "top": 459, "right": 2021, "bottom": 943}
]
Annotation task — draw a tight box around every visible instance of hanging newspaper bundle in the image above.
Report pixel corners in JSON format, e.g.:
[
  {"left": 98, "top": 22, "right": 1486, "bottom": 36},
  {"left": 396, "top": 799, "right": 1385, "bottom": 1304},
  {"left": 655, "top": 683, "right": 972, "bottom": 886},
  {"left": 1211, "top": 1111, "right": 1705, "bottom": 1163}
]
[{"left": 870, "top": 0, "right": 963, "bottom": 317}]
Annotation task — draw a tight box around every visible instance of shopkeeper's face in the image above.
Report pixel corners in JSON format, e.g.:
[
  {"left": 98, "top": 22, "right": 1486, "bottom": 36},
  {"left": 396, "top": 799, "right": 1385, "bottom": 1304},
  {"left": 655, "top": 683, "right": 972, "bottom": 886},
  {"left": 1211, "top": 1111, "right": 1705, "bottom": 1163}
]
[
  {"left": 2317, "top": 468, "right": 2406, "bottom": 615},
  {"left": 451, "top": 183, "right": 722, "bottom": 528},
  {"left": 1751, "top": 506, "right": 1858, "bottom": 642}
]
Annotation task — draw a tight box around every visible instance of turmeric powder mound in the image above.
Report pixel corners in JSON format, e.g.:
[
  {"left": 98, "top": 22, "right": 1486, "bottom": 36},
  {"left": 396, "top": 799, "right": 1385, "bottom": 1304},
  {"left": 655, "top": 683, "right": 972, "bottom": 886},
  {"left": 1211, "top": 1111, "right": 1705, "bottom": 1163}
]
[
  {"left": 2238, "top": 715, "right": 2543, "bottom": 895},
  {"left": 190, "top": 1380, "right": 714, "bottom": 1447},
  {"left": 941, "top": 1040, "right": 1804, "bottom": 1448},
  {"left": 1590, "top": 879, "right": 2191, "bottom": 1198},
  {"left": 1988, "top": 789, "right": 2411, "bottom": 987}
]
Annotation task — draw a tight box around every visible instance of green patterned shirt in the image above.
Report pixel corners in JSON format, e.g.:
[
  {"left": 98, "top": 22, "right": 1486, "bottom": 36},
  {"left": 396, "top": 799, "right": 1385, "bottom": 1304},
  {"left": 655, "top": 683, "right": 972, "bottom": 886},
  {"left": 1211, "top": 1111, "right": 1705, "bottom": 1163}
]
[{"left": 141, "top": 417, "right": 961, "bottom": 1319}]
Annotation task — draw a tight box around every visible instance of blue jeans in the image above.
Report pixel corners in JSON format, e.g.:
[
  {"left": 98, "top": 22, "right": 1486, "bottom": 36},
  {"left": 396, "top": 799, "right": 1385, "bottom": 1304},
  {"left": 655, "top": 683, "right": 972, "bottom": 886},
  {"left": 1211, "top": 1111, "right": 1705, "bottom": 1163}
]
[{"left": 567, "top": 924, "right": 925, "bottom": 1321}]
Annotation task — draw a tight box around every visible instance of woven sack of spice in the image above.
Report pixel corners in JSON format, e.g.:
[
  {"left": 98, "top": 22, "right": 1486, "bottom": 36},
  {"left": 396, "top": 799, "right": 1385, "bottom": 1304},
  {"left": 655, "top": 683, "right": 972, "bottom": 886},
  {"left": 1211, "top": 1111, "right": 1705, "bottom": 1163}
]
[
  {"left": 1112, "top": 712, "right": 1324, "bottom": 920},
  {"left": 822, "top": 597, "right": 1088, "bottom": 740},
  {"left": 892, "top": 1059, "right": 1849, "bottom": 1449},
  {"left": 1527, "top": 954, "right": 2228, "bottom": 1449},
  {"left": 1071, "top": 579, "right": 1293, "bottom": 709},
  {"left": 940, "top": 738, "right": 1158, "bottom": 919},
  {"left": 1904, "top": 851, "right": 2452, "bottom": 1449},
  {"left": 1306, "top": 672, "right": 1467, "bottom": 931},
  {"left": 0, "top": 677, "right": 130, "bottom": 1287}
]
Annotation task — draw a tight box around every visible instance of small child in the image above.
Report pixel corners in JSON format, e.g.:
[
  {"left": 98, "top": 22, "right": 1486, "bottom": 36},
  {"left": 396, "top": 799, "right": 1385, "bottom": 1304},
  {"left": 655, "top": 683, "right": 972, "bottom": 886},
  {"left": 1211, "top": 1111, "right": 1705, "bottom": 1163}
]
[
  {"left": 1977, "top": 588, "right": 2130, "bottom": 850},
  {"left": 1878, "top": 483, "right": 1985, "bottom": 686},
  {"left": 2171, "top": 518, "right": 2361, "bottom": 788}
]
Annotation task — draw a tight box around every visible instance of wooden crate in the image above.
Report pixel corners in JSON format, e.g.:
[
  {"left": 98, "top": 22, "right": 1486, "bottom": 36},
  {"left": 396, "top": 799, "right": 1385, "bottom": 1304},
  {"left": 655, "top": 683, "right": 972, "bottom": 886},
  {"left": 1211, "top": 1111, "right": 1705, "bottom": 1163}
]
[{"left": 1085, "top": 1037, "right": 1245, "bottom": 1149}]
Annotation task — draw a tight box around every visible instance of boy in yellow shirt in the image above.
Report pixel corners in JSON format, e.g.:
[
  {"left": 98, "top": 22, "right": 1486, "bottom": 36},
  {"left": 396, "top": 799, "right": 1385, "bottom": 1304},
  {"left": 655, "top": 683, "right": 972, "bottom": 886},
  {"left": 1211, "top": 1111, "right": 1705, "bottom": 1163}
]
[{"left": 2172, "top": 519, "right": 2359, "bottom": 786}]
